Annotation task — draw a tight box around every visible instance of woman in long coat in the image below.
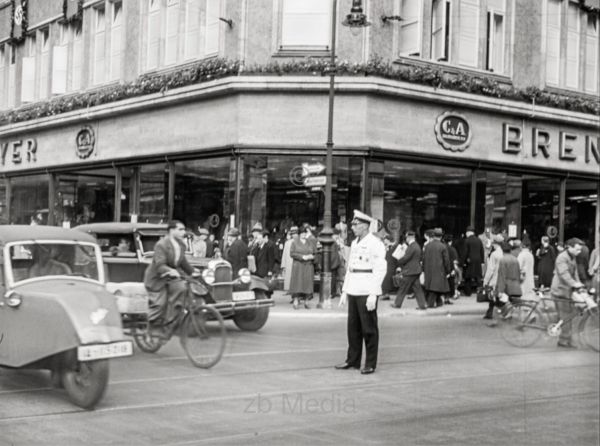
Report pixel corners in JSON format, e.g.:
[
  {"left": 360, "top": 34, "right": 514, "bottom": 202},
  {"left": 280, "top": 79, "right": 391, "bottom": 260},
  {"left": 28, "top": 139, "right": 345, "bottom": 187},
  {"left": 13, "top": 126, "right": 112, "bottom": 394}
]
[
  {"left": 280, "top": 226, "right": 298, "bottom": 292},
  {"left": 290, "top": 226, "right": 316, "bottom": 309},
  {"left": 536, "top": 236, "right": 556, "bottom": 288}
]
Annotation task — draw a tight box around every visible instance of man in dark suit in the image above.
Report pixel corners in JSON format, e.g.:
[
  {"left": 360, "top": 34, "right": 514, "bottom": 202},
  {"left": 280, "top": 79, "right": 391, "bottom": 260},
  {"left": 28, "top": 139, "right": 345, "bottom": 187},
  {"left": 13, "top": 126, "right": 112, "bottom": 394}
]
[
  {"left": 251, "top": 229, "right": 279, "bottom": 296},
  {"left": 223, "top": 227, "right": 248, "bottom": 275},
  {"left": 392, "top": 231, "right": 427, "bottom": 310},
  {"left": 422, "top": 228, "right": 451, "bottom": 308},
  {"left": 461, "top": 225, "right": 485, "bottom": 296},
  {"left": 144, "top": 220, "right": 199, "bottom": 323}
]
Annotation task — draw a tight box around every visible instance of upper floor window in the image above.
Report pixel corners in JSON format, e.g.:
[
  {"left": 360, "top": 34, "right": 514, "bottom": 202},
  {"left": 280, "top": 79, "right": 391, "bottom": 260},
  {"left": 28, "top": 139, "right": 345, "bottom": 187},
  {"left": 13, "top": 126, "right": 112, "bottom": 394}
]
[
  {"left": 21, "top": 34, "right": 37, "bottom": 103},
  {"left": 144, "top": 0, "right": 221, "bottom": 72},
  {"left": 52, "top": 21, "right": 84, "bottom": 95},
  {"left": 93, "top": 4, "right": 107, "bottom": 84},
  {"left": 486, "top": 0, "right": 505, "bottom": 73},
  {"left": 545, "top": 0, "right": 599, "bottom": 92},
  {"left": 431, "top": 0, "right": 451, "bottom": 62},
  {"left": 584, "top": 14, "right": 598, "bottom": 93},
  {"left": 280, "top": 0, "right": 331, "bottom": 50},
  {"left": 399, "top": 0, "right": 422, "bottom": 56},
  {"left": 457, "top": 0, "right": 480, "bottom": 67},
  {"left": 0, "top": 45, "right": 5, "bottom": 109}
]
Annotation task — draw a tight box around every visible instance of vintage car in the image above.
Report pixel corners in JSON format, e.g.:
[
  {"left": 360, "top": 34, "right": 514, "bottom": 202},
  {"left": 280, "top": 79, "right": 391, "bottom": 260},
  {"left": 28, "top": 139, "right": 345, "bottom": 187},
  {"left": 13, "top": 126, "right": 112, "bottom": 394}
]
[
  {"left": 0, "top": 225, "right": 132, "bottom": 409},
  {"left": 75, "top": 223, "right": 274, "bottom": 331}
]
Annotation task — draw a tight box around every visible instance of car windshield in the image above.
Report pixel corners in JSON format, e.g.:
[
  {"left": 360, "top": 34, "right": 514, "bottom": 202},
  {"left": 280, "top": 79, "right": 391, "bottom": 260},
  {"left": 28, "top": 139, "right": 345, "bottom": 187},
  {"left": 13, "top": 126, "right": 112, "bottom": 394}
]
[
  {"left": 139, "top": 234, "right": 162, "bottom": 255},
  {"left": 93, "top": 233, "right": 137, "bottom": 258},
  {"left": 8, "top": 242, "right": 101, "bottom": 283}
]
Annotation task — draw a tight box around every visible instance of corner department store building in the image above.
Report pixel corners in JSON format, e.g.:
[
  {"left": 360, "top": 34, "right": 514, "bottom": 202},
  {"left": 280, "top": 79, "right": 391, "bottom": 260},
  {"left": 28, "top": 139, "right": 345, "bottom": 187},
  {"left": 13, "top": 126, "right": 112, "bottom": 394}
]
[{"left": 0, "top": 0, "right": 598, "bottom": 251}]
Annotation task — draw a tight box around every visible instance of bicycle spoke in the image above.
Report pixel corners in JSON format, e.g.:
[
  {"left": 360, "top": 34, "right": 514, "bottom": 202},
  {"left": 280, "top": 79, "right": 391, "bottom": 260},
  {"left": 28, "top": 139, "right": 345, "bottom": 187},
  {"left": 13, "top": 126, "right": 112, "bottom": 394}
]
[
  {"left": 499, "top": 304, "right": 545, "bottom": 348},
  {"left": 579, "top": 309, "right": 600, "bottom": 352},
  {"left": 180, "top": 305, "right": 226, "bottom": 368}
]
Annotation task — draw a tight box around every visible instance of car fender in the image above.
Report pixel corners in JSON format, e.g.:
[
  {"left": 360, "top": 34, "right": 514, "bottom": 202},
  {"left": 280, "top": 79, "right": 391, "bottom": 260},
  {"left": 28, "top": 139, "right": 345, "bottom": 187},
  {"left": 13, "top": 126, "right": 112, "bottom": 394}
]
[{"left": 250, "top": 275, "right": 269, "bottom": 292}]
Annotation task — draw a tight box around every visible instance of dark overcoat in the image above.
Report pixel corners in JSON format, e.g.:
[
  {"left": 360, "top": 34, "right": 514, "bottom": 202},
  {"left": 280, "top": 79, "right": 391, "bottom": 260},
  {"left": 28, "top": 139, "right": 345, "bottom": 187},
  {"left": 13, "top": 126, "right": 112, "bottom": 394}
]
[
  {"left": 223, "top": 238, "right": 248, "bottom": 275},
  {"left": 251, "top": 241, "right": 278, "bottom": 278},
  {"left": 462, "top": 235, "right": 485, "bottom": 279},
  {"left": 537, "top": 245, "right": 557, "bottom": 287},
  {"left": 422, "top": 239, "right": 451, "bottom": 293},
  {"left": 289, "top": 239, "right": 316, "bottom": 295},
  {"left": 381, "top": 244, "right": 398, "bottom": 294}
]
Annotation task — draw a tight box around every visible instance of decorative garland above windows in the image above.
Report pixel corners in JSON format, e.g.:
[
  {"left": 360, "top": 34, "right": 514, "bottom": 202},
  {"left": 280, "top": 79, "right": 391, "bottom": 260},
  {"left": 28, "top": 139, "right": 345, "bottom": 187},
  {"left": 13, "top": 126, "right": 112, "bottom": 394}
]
[
  {"left": 578, "top": 0, "right": 600, "bottom": 14},
  {"left": 63, "top": 0, "right": 84, "bottom": 25},
  {"left": 0, "top": 58, "right": 597, "bottom": 127},
  {"left": 10, "top": 0, "right": 28, "bottom": 44}
]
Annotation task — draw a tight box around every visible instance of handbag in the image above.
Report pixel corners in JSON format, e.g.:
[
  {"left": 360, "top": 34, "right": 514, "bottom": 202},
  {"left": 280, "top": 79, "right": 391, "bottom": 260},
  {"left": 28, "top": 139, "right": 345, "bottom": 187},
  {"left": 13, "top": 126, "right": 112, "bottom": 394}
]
[
  {"left": 392, "top": 272, "right": 403, "bottom": 288},
  {"left": 419, "top": 271, "right": 425, "bottom": 285},
  {"left": 476, "top": 286, "right": 493, "bottom": 303}
]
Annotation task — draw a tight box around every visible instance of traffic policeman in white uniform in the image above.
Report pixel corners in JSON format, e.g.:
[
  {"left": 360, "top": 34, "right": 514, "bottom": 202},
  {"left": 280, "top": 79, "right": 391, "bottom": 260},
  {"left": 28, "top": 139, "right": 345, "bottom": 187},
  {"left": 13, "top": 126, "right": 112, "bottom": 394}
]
[{"left": 335, "top": 210, "right": 387, "bottom": 375}]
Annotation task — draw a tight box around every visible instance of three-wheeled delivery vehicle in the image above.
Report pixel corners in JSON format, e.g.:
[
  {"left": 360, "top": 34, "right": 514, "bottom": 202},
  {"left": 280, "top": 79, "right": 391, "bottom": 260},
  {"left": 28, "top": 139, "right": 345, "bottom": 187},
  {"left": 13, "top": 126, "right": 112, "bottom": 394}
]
[{"left": 0, "top": 225, "right": 132, "bottom": 409}]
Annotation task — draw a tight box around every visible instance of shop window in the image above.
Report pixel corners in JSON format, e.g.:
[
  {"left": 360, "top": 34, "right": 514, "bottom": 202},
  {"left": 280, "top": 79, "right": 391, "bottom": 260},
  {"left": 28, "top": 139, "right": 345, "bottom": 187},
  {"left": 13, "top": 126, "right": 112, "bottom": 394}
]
[
  {"left": 486, "top": 0, "right": 505, "bottom": 73},
  {"left": 431, "top": 0, "right": 451, "bottom": 62},
  {"left": 565, "top": 180, "right": 597, "bottom": 250},
  {"left": 55, "top": 169, "right": 116, "bottom": 227},
  {"left": 0, "top": 180, "right": 7, "bottom": 224},
  {"left": 521, "top": 176, "right": 560, "bottom": 252},
  {"left": 139, "top": 163, "right": 168, "bottom": 223},
  {"left": 239, "top": 155, "right": 361, "bottom": 242},
  {"left": 279, "top": 0, "right": 331, "bottom": 50},
  {"left": 382, "top": 161, "right": 471, "bottom": 243},
  {"left": 119, "top": 167, "right": 135, "bottom": 222},
  {"left": 9, "top": 175, "right": 49, "bottom": 225},
  {"left": 475, "top": 171, "right": 522, "bottom": 237},
  {"left": 173, "top": 157, "right": 235, "bottom": 238},
  {"left": 458, "top": 0, "right": 480, "bottom": 67},
  {"left": 399, "top": 0, "right": 422, "bottom": 56}
]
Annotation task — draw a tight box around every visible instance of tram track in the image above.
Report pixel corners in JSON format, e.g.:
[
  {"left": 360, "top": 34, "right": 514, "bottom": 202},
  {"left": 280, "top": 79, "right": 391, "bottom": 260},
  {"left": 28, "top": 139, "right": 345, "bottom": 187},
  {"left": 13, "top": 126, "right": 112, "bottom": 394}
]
[{"left": 0, "top": 347, "right": 597, "bottom": 423}]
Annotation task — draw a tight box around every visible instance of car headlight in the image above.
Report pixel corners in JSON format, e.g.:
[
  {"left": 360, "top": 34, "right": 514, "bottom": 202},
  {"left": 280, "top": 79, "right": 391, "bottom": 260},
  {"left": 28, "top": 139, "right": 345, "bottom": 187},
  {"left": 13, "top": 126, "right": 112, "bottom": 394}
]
[
  {"left": 238, "top": 268, "right": 251, "bottom": 284},
  {"left": 202, "top": 269, "right": 215, "bottom": 285}
]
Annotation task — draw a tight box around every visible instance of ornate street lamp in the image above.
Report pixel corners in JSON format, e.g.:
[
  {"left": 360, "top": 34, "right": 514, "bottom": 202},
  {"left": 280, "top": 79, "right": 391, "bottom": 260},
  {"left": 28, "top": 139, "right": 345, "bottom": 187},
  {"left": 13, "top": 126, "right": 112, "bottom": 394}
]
[{"left": 319, "top": 0, "right": 370, "bottom": 308}]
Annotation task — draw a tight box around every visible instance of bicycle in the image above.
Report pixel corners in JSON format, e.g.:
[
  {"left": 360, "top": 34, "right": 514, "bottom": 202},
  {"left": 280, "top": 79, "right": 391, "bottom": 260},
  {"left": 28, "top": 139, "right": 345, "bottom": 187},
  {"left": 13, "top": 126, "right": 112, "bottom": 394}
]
[
  {"left": 132, "top": 275, "right": 226, "bottom": 368},
  {"left": 498, "top": 287, "right": 599, "bottom": 351}
]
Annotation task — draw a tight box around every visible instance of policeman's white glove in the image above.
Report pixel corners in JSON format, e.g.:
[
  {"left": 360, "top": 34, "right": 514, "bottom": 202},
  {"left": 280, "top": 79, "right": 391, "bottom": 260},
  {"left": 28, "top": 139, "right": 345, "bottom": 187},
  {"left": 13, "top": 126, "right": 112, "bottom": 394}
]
[
  {"left": 366, "top": 294, "right": 377, "bottom": 311},
  {"left": 339, "top": 292, "right": 347, "bottom": 308}
]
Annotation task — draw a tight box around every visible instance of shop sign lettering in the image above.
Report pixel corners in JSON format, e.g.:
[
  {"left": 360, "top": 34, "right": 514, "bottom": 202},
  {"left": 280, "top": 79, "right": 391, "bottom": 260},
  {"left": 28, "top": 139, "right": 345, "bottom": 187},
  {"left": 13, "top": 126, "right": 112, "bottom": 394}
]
[
  {"left": 0, "top": 138, "right": 37, "bottom": 166},
  {"left": 502, "top": 124, "right": 600, "bottom": 164},
  {"left": 435, "top": 112, "right": 472, "bottom": 152}
]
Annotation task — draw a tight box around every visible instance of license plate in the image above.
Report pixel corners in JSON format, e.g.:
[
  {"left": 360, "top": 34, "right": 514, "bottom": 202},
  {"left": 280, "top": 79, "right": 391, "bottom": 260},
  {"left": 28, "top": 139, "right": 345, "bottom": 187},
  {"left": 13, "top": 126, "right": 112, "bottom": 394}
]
[
  {"left": 77, "top": 341, "right": 133, "bottom": 361},
  {"left": 232, "top": 291, "right": 255, "bottom": 301}
]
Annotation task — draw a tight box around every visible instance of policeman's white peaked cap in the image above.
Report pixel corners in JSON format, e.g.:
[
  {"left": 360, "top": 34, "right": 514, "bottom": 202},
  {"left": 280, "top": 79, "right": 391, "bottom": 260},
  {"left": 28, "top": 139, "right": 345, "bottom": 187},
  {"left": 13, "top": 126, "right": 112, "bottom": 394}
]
[{"left": 352, "top": 210, "right": 378, "bottom": 233}]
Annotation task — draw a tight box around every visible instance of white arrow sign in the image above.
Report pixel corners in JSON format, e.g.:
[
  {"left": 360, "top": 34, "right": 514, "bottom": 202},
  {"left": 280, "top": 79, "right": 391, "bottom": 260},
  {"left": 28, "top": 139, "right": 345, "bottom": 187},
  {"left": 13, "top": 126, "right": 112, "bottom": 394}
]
[
  {"left": 302, "top": 163, "right": 326, "bottom": 175},
  {"left": 304, "top": 176, "right": 327, "bottom": 187}
]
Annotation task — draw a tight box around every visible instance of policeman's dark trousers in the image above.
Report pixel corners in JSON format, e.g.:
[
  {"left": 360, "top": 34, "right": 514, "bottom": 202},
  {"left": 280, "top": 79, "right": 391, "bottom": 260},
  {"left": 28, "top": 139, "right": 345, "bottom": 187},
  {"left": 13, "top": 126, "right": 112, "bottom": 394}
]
[
  {"left": 394, "top": 275, "right": 427, "bottom": 309},
  {"left": 346, "top": 294, "right": 379, "bottom": 369}
]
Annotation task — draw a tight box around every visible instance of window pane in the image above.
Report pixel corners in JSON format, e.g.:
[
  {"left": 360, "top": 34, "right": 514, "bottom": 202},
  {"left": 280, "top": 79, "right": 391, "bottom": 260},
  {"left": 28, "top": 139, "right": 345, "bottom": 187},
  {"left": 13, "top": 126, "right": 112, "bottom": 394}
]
[
  {"left": 173, "top": 157, "right": 235, "bottom": 238},
  {"left": 10, "top": 175, "right": 49, "bottom": 225},
  {"left": 140, "top": 163, "right": 168, "bottom": 223},
  {"left": 566, "top": 3, "right": 580, "bottom": 88},
  {"left": 545, "top": 0, "right": 561, "bottom": 85},
  {"left": 383, "top": 161, "right": 471, "bottom": 243},
  {"left": 400, "top": 0, "right": 422, "bottom": 56},
  {"left": 281, "top": 0, "right": 330, "bottom": 47},
  {"left": 458, "top": 0, "right": 480, "bottom": 67},
  {"left": 55, "top": 169, "right": 116, "bottom": 226}
]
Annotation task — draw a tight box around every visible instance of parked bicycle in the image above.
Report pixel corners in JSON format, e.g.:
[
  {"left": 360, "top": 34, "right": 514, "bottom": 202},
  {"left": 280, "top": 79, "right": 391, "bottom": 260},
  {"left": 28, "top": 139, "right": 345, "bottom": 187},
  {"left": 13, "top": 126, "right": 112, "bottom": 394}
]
[
  {"left": 132, "top": 275, "right": 226, "bottom": 368},
  {"left": 498, "top": 287, "right": 599, "bottom": 351}
]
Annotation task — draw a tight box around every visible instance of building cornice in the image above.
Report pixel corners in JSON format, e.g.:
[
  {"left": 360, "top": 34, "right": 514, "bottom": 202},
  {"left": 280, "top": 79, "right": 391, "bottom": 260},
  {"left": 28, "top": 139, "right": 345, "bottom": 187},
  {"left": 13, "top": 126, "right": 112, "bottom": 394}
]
[{"left": 0, "top": 76, "right": 598, "bottom": 138}]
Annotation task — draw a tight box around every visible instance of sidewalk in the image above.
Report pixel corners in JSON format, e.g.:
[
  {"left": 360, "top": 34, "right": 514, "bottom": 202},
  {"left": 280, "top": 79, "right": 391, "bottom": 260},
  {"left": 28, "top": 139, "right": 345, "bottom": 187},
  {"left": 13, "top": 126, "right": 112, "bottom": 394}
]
[{"left": 269, "top": 290, "right": 485, "bottom": 318}]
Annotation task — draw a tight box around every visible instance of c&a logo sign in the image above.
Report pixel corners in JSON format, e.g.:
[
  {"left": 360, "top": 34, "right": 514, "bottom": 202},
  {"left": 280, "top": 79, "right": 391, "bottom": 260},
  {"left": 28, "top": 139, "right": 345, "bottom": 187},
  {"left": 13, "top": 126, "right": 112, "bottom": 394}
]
[{"left": 434, "top": 111, "right": 472, "bottom": 152}]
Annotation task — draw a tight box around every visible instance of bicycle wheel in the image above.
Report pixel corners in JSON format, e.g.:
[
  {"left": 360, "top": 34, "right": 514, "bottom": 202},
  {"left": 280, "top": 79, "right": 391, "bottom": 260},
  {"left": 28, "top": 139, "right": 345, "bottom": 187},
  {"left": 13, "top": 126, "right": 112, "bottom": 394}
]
[
  {"left": 134, "top": 327, "right": 166, "bottom": 353},
  {"left": 499, "top": 303, "right": 545, "bottom": 348},
  {"left": 578, "top": 309, "right": 599, "bottom": 352},
  {"left": 180, "top": 305, "right": 226, "bottom": 368}
]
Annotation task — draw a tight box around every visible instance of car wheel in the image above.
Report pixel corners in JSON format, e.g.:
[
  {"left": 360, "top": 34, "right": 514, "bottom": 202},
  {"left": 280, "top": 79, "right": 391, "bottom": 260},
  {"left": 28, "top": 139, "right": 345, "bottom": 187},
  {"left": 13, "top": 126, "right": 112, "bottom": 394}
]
[
  {"left": 61, "top": 359, "right": 109, "bottom": 409},
  {"left": 232, "top": 290, "right": 270, "bottom": 331}
]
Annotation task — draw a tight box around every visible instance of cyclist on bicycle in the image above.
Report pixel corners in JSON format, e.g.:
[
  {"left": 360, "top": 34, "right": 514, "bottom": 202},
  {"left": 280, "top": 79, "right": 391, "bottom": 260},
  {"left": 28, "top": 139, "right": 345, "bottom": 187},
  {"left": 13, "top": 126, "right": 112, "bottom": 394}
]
[
  {"left": 144, "top": 220, "right": 200, "bottom": 325},
  {"left": 550, "top": 237, "right": 585, "bottom": 348}
]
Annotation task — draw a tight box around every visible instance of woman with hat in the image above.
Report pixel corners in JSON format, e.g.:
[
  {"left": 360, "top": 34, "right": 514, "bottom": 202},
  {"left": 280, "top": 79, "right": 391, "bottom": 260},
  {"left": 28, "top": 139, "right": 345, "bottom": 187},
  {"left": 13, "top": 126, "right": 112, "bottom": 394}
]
[
  {"left": 482, "top": 234, "right": 505, "bottom": 319},
  {"left": 280, "top": 226, "right": 299, "bottom": 293},
  {"left": 289, "top": 225, "right": 316, "bottom": 309}
]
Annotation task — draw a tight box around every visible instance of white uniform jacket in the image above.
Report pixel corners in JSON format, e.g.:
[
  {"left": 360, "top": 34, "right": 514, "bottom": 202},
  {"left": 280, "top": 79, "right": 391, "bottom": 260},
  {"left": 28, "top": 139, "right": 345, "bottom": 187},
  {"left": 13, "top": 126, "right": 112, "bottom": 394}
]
[{"left": 342, "top": 232, "right": 387, "bottom": 296}]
